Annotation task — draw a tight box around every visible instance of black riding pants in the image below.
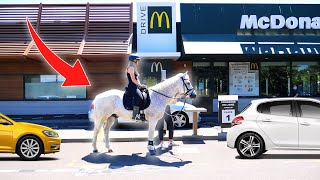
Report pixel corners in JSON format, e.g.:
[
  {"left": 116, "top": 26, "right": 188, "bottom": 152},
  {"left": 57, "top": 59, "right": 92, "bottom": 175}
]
[{"left": 158, "top": 105, "right": 174, "bottom": 141}]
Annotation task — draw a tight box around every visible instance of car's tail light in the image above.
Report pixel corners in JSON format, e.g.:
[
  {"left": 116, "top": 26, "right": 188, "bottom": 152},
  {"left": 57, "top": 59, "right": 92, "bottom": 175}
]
[
  {"left": 232, "top": 116, "right": 244, "bottom": 126},
  {"left": 90, "top": 104, "right": 94, "bottom": 110}
]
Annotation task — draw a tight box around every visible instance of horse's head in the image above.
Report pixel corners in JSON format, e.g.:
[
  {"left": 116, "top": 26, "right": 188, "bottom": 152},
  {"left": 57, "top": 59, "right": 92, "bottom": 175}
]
[{"left": 177, "top": 72, "right": 197, "bottom": 99}]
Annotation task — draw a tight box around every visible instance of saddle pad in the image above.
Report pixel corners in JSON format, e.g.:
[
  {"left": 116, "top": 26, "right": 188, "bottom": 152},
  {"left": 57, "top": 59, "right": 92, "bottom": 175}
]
[{"left": 123, "top": 88, "right": 151, "bottom": 110}]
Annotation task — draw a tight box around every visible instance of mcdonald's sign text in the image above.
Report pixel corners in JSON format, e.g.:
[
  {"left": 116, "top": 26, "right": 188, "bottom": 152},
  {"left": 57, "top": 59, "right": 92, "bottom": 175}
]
[{"left": 139, "top": 6, "right": 147, "bottom": 34}]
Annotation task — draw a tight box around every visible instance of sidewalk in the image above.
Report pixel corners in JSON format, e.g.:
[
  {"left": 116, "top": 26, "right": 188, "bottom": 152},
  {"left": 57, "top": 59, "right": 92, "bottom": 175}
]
[{"left": 57, "top": 126, "right": 229, "bottom": 143}]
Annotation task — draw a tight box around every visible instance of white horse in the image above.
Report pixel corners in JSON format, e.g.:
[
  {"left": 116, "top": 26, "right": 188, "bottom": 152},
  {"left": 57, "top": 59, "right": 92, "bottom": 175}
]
[{"left": 89, "top": 72, "right": 196, "bottom": 154}]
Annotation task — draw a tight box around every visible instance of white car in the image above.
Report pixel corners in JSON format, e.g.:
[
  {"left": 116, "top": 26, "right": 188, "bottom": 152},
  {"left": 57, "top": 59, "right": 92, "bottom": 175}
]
[
  {"left": 88, "top": 101, "right": 200, "bottom": 128},
  {"left": 227, "top": 97, "right": 320, "bottom": 159}
]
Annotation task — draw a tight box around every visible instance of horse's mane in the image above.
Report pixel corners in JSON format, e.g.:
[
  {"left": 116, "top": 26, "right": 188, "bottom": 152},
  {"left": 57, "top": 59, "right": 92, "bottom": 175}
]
[{"left": 149, "top": 73, "right": 183, "bottom": 91}]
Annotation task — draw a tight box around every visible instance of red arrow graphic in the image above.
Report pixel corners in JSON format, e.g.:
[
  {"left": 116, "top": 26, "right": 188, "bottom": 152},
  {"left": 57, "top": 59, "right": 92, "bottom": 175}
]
[{"left": 26, "top": 18, "right": 91, "bottom": 87}]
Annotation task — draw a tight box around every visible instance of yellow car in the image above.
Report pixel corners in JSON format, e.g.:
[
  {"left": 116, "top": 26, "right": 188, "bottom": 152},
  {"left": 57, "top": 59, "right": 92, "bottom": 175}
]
[{"left": 0, "top": 113, "right": 61, "bottom": 161}]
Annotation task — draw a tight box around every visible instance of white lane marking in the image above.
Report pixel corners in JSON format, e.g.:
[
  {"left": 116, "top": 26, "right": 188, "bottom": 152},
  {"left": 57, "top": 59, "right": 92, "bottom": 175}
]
[
  {"left": 74, "top": 166, "right": 173, "bottom": 176},
  {"left": 51, "top": 169, "right": 78, "bottom": 173},
  {"left": 0, "top": 169, "right": 76, "bottom": 173},
  {"left": 0, "top": 166, "right": 176, "bottom": 176},
  {"left": 0, "top": 163, "right": 206, "bottom": 176},
  {"left": 0, "top": 170, "right": 19, "bottom": 173}
]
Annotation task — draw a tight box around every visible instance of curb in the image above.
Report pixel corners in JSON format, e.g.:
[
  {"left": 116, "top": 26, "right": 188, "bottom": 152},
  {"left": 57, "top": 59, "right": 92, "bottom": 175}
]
[{"left": 61, "top": 135, "right": 227, "bottom": 143}]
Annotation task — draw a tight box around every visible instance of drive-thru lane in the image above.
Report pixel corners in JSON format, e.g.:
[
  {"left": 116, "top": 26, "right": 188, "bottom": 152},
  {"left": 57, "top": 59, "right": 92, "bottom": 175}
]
[{"left": 0, "top": 141, "right": 319, "bottom": 180}]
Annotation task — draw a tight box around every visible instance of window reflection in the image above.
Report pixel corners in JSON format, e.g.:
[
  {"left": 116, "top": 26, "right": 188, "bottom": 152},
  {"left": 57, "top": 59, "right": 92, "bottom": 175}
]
[
  {"left": 193, "top": 62, "right": 227, "bottom": 97},
  {"left": 25, "top": 75, "right": 86, "bottom": 100},
  {"left": 292, "top": 62, "right": 320, "bottom": 97},
  {"left": 193, "top": 62, "right": 211, "bottom": 97},
  {"left": 260, "top": 62, "right": 290, "bottom": 97}
]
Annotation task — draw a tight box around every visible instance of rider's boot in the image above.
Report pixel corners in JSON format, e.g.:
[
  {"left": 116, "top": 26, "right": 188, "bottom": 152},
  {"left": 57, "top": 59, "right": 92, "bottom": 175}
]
[
  {"left": 133, "top": 106, "right": 146, "bottom": 122},
  {"left": 140, "top": 113, "right": 146, "bottom": 122},
  {"left": 133, "top": 106, "right": 140, "bottom": 121}
]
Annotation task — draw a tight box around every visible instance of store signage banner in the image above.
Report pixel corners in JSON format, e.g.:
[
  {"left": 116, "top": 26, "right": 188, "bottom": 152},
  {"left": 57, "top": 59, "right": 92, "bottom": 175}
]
[
  {"left": 136, "top": 2, "right": 177, "bottom": 53},
  {"left": 241, "top": 44, "right": 320, "bottom": 55},
  {"left": 229, "top": 62, "right": 259, "bottom": 96},
  {"left": 240, "top": 15, "right": 320, "bottom": 30}
]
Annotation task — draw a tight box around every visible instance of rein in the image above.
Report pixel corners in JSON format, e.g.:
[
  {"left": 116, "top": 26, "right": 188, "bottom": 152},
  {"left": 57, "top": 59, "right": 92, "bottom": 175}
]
[
  {"left": 149, "top": 77, "right": 194, "bottom": 121},
  {"left": 149, "top": 89, "right": 186, "bottom": 117},
  {"left": 149, "top": 89, "right": 178, "bottom": 99}
]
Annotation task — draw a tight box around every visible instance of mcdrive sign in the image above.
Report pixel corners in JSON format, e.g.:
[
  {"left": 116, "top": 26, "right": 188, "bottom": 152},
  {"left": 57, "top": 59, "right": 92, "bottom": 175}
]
[
  {"left": 240, "top": 15, "right": 320, "bottom": 29},
  {"left": 136, "top": 2, "right": 176, "bottom": 53}
]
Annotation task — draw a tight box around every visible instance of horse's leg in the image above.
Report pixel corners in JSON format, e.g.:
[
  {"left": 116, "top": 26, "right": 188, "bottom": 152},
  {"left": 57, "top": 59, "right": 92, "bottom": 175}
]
[
  {"left": 147, "top": 120, "right": 157, "bottom": 154},
  {"left": 103, "top": 116, "right": 116, "bottom": 153},
  {"left": 92, "top": 119, "right": 103, "bottom": 153}
]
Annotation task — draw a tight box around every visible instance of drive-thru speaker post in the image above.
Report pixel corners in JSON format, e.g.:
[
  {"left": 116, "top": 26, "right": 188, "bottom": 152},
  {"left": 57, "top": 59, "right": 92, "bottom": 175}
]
[{"left": 218, "top": 95, "right": 238, "bottom": 129}]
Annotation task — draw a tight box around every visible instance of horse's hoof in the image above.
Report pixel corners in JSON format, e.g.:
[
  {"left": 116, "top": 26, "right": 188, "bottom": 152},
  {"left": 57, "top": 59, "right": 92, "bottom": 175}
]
[
  {"left": 93, "top": 150, "right": 98, "bottom": 153},
  {"left": 108, "top": 149, "right": 113, "bottom": 153}
]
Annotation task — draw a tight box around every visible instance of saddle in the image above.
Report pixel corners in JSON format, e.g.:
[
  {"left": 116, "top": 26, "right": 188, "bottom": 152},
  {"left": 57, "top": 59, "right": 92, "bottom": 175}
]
[{"left": 123, "top": 87, "right": 151, "bottom": 111}]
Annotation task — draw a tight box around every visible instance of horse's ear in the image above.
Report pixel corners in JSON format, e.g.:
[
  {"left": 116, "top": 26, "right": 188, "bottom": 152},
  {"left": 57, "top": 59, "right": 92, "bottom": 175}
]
[{"left": 184, "top": 71, "right": 188, "bottom": 75}]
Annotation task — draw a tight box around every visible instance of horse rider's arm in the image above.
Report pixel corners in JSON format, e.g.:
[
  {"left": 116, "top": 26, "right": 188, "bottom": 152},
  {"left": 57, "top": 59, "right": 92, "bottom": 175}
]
[
  {"left": 171, "top": 95, "right": 177, "bottom": 104},
  {"left": 128, "top": 66, "right": 142, "bottom": 87},
  {"left": 136, "top": 74, "right": 142, "bottom": 85}
]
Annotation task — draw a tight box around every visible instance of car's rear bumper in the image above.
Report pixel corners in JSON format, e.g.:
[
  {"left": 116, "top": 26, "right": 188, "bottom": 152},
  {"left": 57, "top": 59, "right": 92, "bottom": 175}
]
[{"left": 227, "top": 131, "right": 236, "bottom": 149}]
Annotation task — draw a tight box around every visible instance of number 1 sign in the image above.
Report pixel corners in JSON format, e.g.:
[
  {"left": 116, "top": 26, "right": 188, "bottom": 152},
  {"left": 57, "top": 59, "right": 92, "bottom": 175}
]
[{"left": 218, "top": 95, "right": 238, "bottom": 128}]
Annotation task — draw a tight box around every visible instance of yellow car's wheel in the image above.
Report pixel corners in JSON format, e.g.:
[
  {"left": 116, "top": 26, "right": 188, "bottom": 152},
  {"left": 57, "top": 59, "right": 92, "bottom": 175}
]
[{"left": 17, "top": 136, "right": 43, "bottom": 161}]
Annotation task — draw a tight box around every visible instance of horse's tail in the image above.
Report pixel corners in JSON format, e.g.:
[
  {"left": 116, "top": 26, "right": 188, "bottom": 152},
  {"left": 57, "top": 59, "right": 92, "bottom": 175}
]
[{"left": 89, "top": 100, "right": 97, "bottom": 123}]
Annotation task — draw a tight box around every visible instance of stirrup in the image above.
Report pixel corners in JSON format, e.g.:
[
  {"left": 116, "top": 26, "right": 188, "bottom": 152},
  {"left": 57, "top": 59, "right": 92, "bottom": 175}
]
[
  {"left": 134, "top": 114, "right": 140, "bottom": 122},
  {"left": 133, "top": 106, "right": 140, "bottom": 120},
  {"left": 134, "top": 114, "right": 147, "bottom": 122}
]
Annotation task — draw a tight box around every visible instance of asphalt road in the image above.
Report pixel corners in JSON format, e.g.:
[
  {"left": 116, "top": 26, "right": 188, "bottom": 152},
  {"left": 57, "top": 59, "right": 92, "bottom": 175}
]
[{"left": 0, "top": 140, "right": 320, "bottom": 180}]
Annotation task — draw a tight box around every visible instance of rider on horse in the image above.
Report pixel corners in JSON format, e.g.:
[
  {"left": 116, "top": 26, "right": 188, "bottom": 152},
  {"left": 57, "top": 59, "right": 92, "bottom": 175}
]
[{"left": 126, "top": 54, "right": 147, "bottom": 121}]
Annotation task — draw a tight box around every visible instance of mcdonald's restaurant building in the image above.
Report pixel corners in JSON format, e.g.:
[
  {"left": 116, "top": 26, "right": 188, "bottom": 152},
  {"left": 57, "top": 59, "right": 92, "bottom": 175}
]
[
  {"left": 134, "top": 2, "right": 320, "bottom": 114},
  {"left": 1, "top": 2, "right": 320, "bottom": 118},
  {"left": 178, "top": 3, "right": 320, "bottom": 113}
]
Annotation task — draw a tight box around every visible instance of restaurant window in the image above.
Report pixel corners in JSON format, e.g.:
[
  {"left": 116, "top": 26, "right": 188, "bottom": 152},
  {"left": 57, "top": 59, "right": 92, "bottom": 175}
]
[
  {"left": 193, "top": 62, "right": 211, "bottom": 97},
  {"left": 260, "top": 62, "right": 291, "bottom": 97},
  {"left": 140, "top": 60, "right": 171, "bottom": 87},
  {"left": 25, "top": 75, "right": 86, "bottom": 100},
  {"left": 212, "top": 62, "right": 228, "bottom": 97},
  {"left": 292, "top": 62, "right": 320, "bottom": 97},
  {"left": 193, "top": 62, "right": 228, "bottom": 97}
]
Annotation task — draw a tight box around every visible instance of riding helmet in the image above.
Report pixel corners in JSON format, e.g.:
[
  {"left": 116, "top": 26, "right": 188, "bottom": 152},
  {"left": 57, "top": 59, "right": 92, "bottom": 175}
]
[{"left": 128, "top": 54, "right": 141, "bottom": 61}]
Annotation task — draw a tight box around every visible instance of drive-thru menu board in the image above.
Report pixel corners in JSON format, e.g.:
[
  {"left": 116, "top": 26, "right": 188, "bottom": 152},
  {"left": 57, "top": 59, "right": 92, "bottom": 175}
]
[{"left": 229, "top": 62, "right": 259, "bottom": 96}]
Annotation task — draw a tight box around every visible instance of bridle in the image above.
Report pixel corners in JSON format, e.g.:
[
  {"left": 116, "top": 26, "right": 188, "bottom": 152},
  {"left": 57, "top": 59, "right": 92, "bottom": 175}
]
[
  {"left": 180, "top": 77, "right": 195, "bottom": 98},
  {"left": 150, "top": 76, "right": 195, "bottom": 121},
  {"left": 150, "top": 77, "right": 195, "bottom": 99}
]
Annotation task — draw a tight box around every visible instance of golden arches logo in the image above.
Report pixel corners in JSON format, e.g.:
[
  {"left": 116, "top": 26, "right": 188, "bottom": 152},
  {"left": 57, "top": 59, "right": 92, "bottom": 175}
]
[
  {"left": 250, "top": 63, "right": 259, "bottom": 70},
  {"left": 150, "top": 11, "right": 170, "bottom": 29},
  {"left": 151, "top": 62, "right": 163, "bottom": 72}
]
